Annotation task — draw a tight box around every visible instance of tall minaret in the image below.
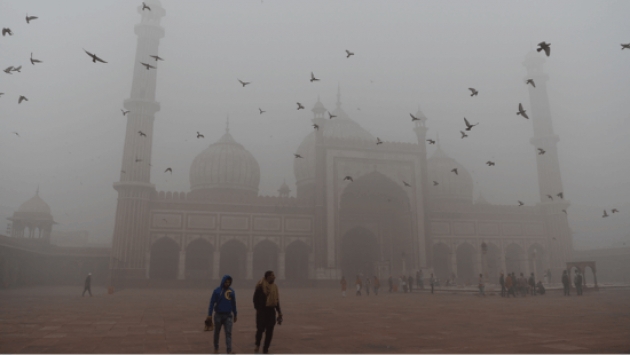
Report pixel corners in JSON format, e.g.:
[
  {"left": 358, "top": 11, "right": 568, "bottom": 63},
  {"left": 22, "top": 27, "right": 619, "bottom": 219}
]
[
  {"left": 412, "top": 106, "right": 429, "bottom": 269},
  {"left": 523, "top": 50, "right": 572, "bottom": 277},
  {"left": 111, "top": 1, "right": 165, "bottom": 280}
]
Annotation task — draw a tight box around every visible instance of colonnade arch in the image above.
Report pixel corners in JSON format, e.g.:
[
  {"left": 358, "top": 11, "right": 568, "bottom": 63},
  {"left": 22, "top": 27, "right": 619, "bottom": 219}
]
[{"left": 149, "top": 237, "right": 179, "bottom": 279}]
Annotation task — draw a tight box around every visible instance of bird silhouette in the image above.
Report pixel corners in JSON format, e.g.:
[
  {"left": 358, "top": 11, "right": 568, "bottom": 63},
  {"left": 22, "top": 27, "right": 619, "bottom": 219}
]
[
  {"left": 526, "top": 79, "right": 536, "bottom": 88},
  {"left": 238, "top": 79, "right": 250, "bottom": 87},
  {"left": 0, "top": 93, "right": 4, "bottom": 97},
  {"left": 3, "top": 66, "right": 13, "bottom": 74},
  {"left": 135, "top": 158, "right": 143, "bottom": 162},
  {"left": 140, "top": 62, "right": 156, "bottom": 70},
  {"left": 612, "top": 208, "right": 619, "bottom": 213},
  {"left": 451, "top": 168, "right": 458, "bottom": 175},
  {"left": 197, "top": 131, "right": 204, "bottom": 139},
  {"left": 537, "top": 148, "right": 546, "bottom": 155},
  {"left": 296, "top": 102, "right": 304, "bottom": 110},
  {"left": 310, "top": 72, "right": 320, "bottom": 82},
  {"left": 603, "top": 210, "right": 608, "bottom": 218},
  {"left": 150, "top": 55, "right": 164, "bottom": 61},
  {"left": 259, "top": 108, "right": 265, "bottom": 114},
  {"left": 164, "top": 167, "right": 172, "bottom": 174},
  {"left": 460, "top": 131, "right": 468, "bottom": 139},
  {"left": 518, "top": 200, "right": 524, "bottom": 206},
  {"left": 138, "top": 131, "right": 147, "bottom": 137},
  {"left": 410, "top": 113, "right": 421, "bottom": 122},
  {"left": 622, "top": 43, "right": 630, "bottom": 50},
  {"left": 343, "top": 176, "right": 354, "bottom": 182},
  {"left": 517, "top": 103, "right": 529, "bottom": 119},
  {"left": 294, "top": 154, "right": 303, "bottom": 158},
  {"left": 403, "top": 181, "right": 411, "bottom": 187},
  {"left": 427, "top": 139, "right": 436, "bottom": 145},
  {"left": 468, "top": 88, "right": 478, "bottom": 97},
  {"left": 313, "top": 124, "right": 319, "bottom": 130},
  {"left": 18, "top": 95, "right": 28, "bottom": 104},
  {"left": 546, "top": 194, "right": 553, "bottom": 201},
  {"left": 12, "top": 66, "right": 22, "bottom": 73},
  {"left": 433, "top": 181, "right": 439, "bottom": 186},
  {"left": 562, "top": 209, "right": 567, "bottom": 214},
  {"left": 30, "top": 53, "right": 42, "bottom": 65},
  {"left": 328, "top": 111, "right": 337, "bottom": 119},
  {"left": 486, "top": 161, "right": 495, "bottom": 166},
  {"left": 557, "top": 192, "right": 563, "bottom": 199},
  {"left": 464, "top": 117, "right": 478, "bottom": 131},
  {"left": 345, "top": 50, "right": 354, "bottom": 58},
  {"left": 121, "top": 109, "right": 130, "bottom": 116},
  {"left": 376, "top": 137, "right": 383, "bottom": 145},
  {"left": 83, "top": 49, "right": 107, "bottom": 63},
  {"left": 2, "top": 28, "right": 12, "bottom": 36},
  {"left": 12, "top": 132, "right": 19, "bottom": 137},
  {"left": 26, "top": 14, "right": 38, "bottom": 24},
  {"left": 142, "top": 2, "right": 151, "bottom": 11},
  {"left": 537, "top": 42, "right": 551, "bottom": 57}
]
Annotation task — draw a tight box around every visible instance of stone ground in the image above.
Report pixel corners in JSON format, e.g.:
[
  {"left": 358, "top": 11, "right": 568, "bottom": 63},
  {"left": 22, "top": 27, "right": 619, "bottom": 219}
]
[{"left": 1, "top": 285, "right": 629, "bottom": 354}]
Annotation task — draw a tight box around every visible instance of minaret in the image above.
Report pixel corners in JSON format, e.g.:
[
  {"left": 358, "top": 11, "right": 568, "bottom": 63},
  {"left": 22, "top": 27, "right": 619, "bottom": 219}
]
[
  {"left": 111, "top": 1, "right": 165, "bottom": 280},
  {"left": 412, "top": 106, "right": 429, "bottom": 269},
  {"left": 523, "top": 51, "right": 572, "bottom": 277}
]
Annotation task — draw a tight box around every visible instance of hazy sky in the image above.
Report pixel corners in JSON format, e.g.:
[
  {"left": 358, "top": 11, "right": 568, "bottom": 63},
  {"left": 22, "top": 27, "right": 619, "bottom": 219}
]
[{"left": 1, "top": 0, "right": 629, "bottom": 249}]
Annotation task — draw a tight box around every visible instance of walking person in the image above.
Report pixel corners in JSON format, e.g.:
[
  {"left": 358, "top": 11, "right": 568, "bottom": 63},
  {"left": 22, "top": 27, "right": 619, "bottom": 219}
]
[
  {"left": 365, "top": 276, "right": 371, "bottom": 296},
  {"left": 253, "top": 271, "right": 282, "bottom": 354},
  {"left": 430, "top": 273, "right": 435, "bottom": 294},
  {"left": 505, "top": 273, "right": 515, "bottom": 298},
  {"left": 416, "top": 270, "right": 424, "bottom": 290},
  {"left": 400, "top": 275, "right": 407, "bottom": 293},
  {"left": 478, "top": 273, "right": 486, "bottom": 296},
  {"left": 499, "top": 272, "right": 506, "bottom": 297},
  {"left": 373, "top": 276, "right": 380, "bottom": 295},
  {"left": 207, "top": 275, "right": 237, "bottom": 354},
  {"left": 574, "top": 270, "right": 583, "bottom": 296},
  {"left": 82, "top": 273, "right": 92, "bottom": 297},
  {"left": 562, "top": 270, "right": 570, "bottom": 296},
  {"left": 340, "top": 276, "right": 347, "bottom": 297},
  {"left": 355, "top": 275, "right": 362, "bottom": 296}
]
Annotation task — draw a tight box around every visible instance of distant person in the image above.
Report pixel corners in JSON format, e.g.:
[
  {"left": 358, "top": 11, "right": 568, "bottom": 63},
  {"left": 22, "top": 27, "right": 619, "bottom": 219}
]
[
  {"left": 400, "top": 276, "right": 407, "bottom": 293},
  {"left": 388, "top": 275, "right": 393, "bottom": 293},
  {"left": 373, "top": 276, "right": 380, "bottom": 295},
  {"left": 536, "top": 280, "right": 546, "bottom": 295},
  {"left": 355, "top": 275, "right": 362, "bottom": 296},
  {"left": 505, "top": 273, "right": 515, "bottom": 298},
  {"left": 408, "top": 275, "right": 414, "bottom": 293},
  {"left": 340, "top": 276, "right": 347, "bottom": 297},
  {"left": 430, "top": 273, "right": 435, "bottom": 294},
  {"left": 253, "top": 271, "right": 282, "bottom": 354},
  {"left": 574, "top": 270, "right": 583, "bottom": 296},
  {"left": 365, "top": 276, "right": 371, "bottom": 296},
  {"left": 518, "top": 273, "right": 527, "bottom": 296},
  {"left": 208, "top": 275, "right": 237, "bottom": 354},
  {"left": 82, "top": 273, "right": 92, "bottom": 297},
  {"left": 499, "top": 272, "right": 506, "bottom": 297},
  {"left": 528, "top": 273, "right": 536, "bottom": 296},
  {"left": 478, "top": 273, "right": 485, "bottom": 296},
  {"left": 562, "top": 270, "right": 570, "bottom": 296}
]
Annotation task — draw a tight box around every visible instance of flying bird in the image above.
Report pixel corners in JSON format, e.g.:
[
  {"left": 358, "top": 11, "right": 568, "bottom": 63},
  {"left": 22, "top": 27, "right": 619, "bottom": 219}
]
[
  {"left": 30, "top": 53, "right": 42, "bottom": 65},
  {"left": 135, "top": 158, "right": 143, "bottom": 162},
  {"left": 142, "top": 2, "right": 151, "bottom": 11},
  {"left": 403, "top": 181, "right": 411, "bottom": 187},
  {"left": 518, "top": 200, "right": 524, "bottom": 206},
  {"left": 546, "top": 194, "right": 553, "bottom": 201},
  {"left": 121, "top": 109, "right": 130, "bottom": 116},
  {"left": 460, "top": 131, "right": 468, "bottom": 139},
  {"left": 2, "top": 28, "right": 12, "bottom": 36},
  {"left": 343, "top": 176, "right": 354, "bottom": 182},
  {"left": 451, "top": 168, "right": 458, "bottom": 175},
  {"left": 26, "top": 14, "right": 38, "bottom": 24},
  {"left": 12, "top": 132, "right": 19, "bottom": 137},
  {"left": 138, "top": 131, "right": 147, "bottom": 137},
  {"left": 140, "top": 62, "right": 156, "bottom": 70},
  {"left": 18, "top": 95, "right": 28, "bottom": 104},
  {"left": 345, "top": 50, "right": 354, "bottom": 58},
  {"left": 237, "top": 79, "right": 250, "bottom": 87},
  {"left": 3, "top": 66, "right": 13, "bottom": 74},
  {"left": 486, "top": 161, "right": 495, "bottom": 166},
  {"left": 259, "top": 108, "right": 265, "bottom": 115},
  {"left": 11, "top": 65, "right": 22, "bottom": 73},
  {"left": 312, "top": 124, "right": 319, "bottom": 130},
  {"left": 537, "top": 42, "right": 551, "bottom": 57},
  {"left": 150, "top": 55, "right": 163, "bottom": 61},
  {"left": 557, "top": 192, "right": 563, "bottom": 199},
  {"left": 83, "top": 49, "right": 108, "bottom": 63},
  {"left": 562, "top": 209, "right": 567, "bottom": 214},
  {"left": 294, "top": 154, "right": 303, "bottom": 158},
  {"left": 526, "top": 79, "right": 536, "bottom": 88},
  {"left": 433, "top": 181, "right": 439, "bottom": 186},
  {"left": 622, "top": 43, "right": 630, "bottom": 50},
  {"left": 197, "top": 131, "right": 204, "bottom": 139},
  {"left": 410, "top": 113, "right": 421, "bottom": 122},
  {"left": 464, "top": 117, "right": 478, "bottom": 131},
  {"left": 376, "top": 137, "right": 383, "bottom": 145},
  {"left": 310, "top": 72, "right": 320, "bottom": 82},
  {"left": 468, "top": 88, "right": 478, "bottom": 97},
  {"left": 296, "top": 102, "right": 304, "bottom": 110},
  {"left": 0, "top": 93, "right": 4, "bottom": 97},
  {"left": 602, "top": 210, "right": 608, "bottom": 218},
  {"left": 517, "top": 103, "right": 529, "bottom": 119},
  {"left": 427, "top": 139, "right": 436, "bottom": 145},
  {"left": 328, "top": 111, "right": 337, "bottom": 119},
  {"left": 612, "top": 208, "right": 619, "bottom": 214},
  {"left": 164, "top": 167, "right": 172, "bottom": 174},
  {"left": 537, "top": 148, "right": 546, "bottom": 155}
]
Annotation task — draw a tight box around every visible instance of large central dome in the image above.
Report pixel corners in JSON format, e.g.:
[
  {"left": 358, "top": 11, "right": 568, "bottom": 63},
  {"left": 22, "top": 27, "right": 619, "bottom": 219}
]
[{"left": 189, "top": 130, "right": 260, "bottom": 200}]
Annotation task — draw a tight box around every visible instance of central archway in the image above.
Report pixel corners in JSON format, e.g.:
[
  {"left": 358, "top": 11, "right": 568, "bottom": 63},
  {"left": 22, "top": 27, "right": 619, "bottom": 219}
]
[
  {"left": 220, "top": 240, "right": 247, "bottom": 282},
  {"left": 253, "top": 240, "right": 278, "bottom": 280},
  {"left": 456, "top": 243, "right": 476, "bottom": 285},
  {"left": 341, "top": 227, "right": 379, "bottom": 278},
  {"left": 285, "top": 241, "right": 310, "bottom": 283},
  {"left": 149, "top": 237, "right": 179, "bottom": 280},
  {"left": 185, "top": 238, "right": 213, "bottom": 280}
]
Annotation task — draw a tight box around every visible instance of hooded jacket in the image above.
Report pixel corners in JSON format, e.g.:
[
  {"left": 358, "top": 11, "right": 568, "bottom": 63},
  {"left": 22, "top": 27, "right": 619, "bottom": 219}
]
[{"left": 208, "top": 275, "right": 237, "bottom": 316}]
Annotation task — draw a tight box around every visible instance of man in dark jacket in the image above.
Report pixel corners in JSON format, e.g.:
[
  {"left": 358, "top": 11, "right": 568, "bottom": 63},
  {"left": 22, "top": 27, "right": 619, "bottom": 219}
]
[
  {"left": 562, "top": 270, "right": 570, "bottom": 296},
  {"left": 82, "top": 273, "right": 92, "bottom": 297},
  {"left": 253, "top": 270, "right": 282, "bottom": 354},
  {"left": 207, "top": 275, "right": 237, "bottom": 354}
]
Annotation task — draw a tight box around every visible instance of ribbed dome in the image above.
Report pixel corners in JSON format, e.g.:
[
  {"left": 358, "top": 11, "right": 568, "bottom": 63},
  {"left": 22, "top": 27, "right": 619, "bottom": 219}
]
[
  {"left": 427, "top": 145, "right": 473, "bottom": 203},
  {"left": 190, "top": 131, "right": 260, "bottom": 196},
  {"left": 17, "top": 189, "right": 52, "bottom": 218}
]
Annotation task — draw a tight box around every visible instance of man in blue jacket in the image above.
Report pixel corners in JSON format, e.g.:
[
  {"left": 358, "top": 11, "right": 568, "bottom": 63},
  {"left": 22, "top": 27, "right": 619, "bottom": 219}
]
[{"left": 207, "top": 275, "right": 237, "bottom": 354}]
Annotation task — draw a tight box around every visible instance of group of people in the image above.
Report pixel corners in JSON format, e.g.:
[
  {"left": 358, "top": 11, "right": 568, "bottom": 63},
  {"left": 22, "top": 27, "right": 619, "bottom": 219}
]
[
  {"left": 499, "top": 272, "right": 545, "bottom": 297},
  {"left": 340, "top": 275, "right": 382, "bottom": 296},
  {"left": 562, "top": 269, "right": 584, "bottom": 296},
  {"left": 340, "top": 271, "right": 441, "bottom": 296}
]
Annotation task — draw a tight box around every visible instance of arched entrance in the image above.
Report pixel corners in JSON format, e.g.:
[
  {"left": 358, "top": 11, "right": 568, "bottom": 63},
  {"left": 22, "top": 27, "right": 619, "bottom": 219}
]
[
  {"left": 341, "top": 227, "right": 379, "bottom": 278},
  {"left": 486, "top": 243, "right": 501, "bottom": 284},
  {"left": 186, "top": 238, "right": 213, "bottom": 280},
  {"left": 253, "top": 240, "right": 278, "bottom": 280},
  {"left": 285, "top": 241, "right": 310, "bottom": 282},
  {"left": 505, "top": 243, "right": 526, "bottom": 276},
  {"left": 432, "top": 243, "right": 451, "bottom": 281},
  {"left": 456, "top": 243, "right": 476, "bottom": 285},
  {"left": 220, "top": 240, "right": 247, "bottom": 282},
  {"left": 150, "top": 237, "right": 180, "bottom": 279}
]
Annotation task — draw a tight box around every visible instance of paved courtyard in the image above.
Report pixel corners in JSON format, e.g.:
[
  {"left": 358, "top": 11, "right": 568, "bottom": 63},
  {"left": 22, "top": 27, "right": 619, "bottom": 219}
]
[{"left": 1, "top": 285, "right": 629, "bottom": 353}]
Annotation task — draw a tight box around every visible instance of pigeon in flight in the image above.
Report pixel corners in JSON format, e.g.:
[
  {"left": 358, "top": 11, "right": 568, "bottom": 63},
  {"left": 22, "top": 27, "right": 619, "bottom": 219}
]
[
  {"left": 18, "top": 95, "right": 28, "bottom": 104},
  {"left": 557, "top": 192, "right": 563, "bottom": 199},
  {"left": 410, "top": 113, "right": 421, "bottom": 122},
  {"left": 138, "top": 131, "right": 147, "bottom": 137},
  {"left": 12, "top": 132, "right": 19, "bottom": 137},
  {"left": 164, "top": 167, "right": 172, "bottom": 174},
  {"left": 451, "top": 168, "right": 458, "bottom": 175},
  {"left": 343, "top": 176, "right": 354, "bottom": 182},
  {"left": 602, "top": 210, "right": 608, "bottom": 218},
  {"left": 140, "top": 62, "right": 156, "bottom": 70},
  {"left": 310, "top": 72, "right": 320, "bottom": 82},
  {"left": 468, "top": 88, "right": 478, "bottom": 97},
  {"left": 403, "top": 181, "right": 411, "bottom": 187},
  {"left": 518, "top": 200, "right": 524, "bottom": 206},
  {"left": 427, "top": 139, "right": 436, "bottom": 145},
  {"left": 26, "top": 14, "right": 38, "bottom": 24},
  {"left": 486, "top": 161, "right": 495, "bottom": 166},
  {"left": 562, "top": 209, "right": 567, "bottom": 214},
  {"left": 238, "top": 79, "right": 250, "bottom": 87},
  {"left": 11, "top": 65, "right": 22, "bottom": 73},
  {"left": 460, "top": 131, "right": 468, "bottom": 139},
  {"left": 526, "top": 79, "right": 536, "bottom": 88},
  {"left": 537, "top": 42, "right": 551, "bottom": 57},
  {"left": 517, "top": 103, "right": 529, "bottom": 119},
  {"left": 433, "top": 181, "right": 439, "bottom": 186},
  {"left": 296, "top": 102, "right": 304, "bottom": 110},
  {"left": 312, "top": 124, "right": 319, "bottom": 130},
  {"left": 376, "top": 137, "right": 383, "bottom": 145},
  {"left": 294, "top": 154, "right": 303, "bottom": 158},
  {"left": 546, "top": 194, "right": 553, "bottom": 201},
  {"left": 135, "top": 158, "right": 143, "bottom": 162},
  {"left": 0, "top": 93, "right": 4, "bottom": 97},
  {"left": 328, "top": 111, "right": 337, "bottom": 119},
  {"left": 259, "top": 108, "right": 265, "bottom": 115},
  {"left": 622, "top": 43, "right": 630, "bottom": 50},
  {"left": 121, "top": 109, "right": 130, "bottom": 116},
  {"left": 2, "top": 28, "right": 12, "bottom": 36},
  {"left": 612, "top": 208, "right": 619, "bottom": 213},
  {"left": 30, "top": 53, "right": 42, "bottom": 65},
  {"left": 345, "top": 50, "right": 354, "bottom": 58},
  {"left": 83, "top": 49, "right": 107, "bottom": 63},
  {"left": 537, "top": 148, "right": 546, "bottom": 155},
  {"left": 197, "top": 131, "right": 204, "bottom": 139},
  {"left": 464, "top": 117, "right": 478, "bottom": 131},
  {"left": 150, "top": 55, "right": 163, "bottom": 61},
  {"left": 142, "top": 2, "right": 151, "bottom": 11},
  {"left": 3, "top": 66, "right": 13, "bottom": 74}
]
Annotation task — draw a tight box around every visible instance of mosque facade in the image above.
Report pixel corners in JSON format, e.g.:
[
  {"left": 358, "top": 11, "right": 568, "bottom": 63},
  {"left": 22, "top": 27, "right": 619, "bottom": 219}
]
[{"left": 109, "top": 1, "right": 573, "bottom": 285}]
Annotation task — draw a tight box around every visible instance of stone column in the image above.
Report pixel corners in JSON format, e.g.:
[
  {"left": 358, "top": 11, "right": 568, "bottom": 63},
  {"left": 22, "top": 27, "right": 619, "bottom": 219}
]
[
  {"left": 277, "top": 252, "right": 286, "bottom": 280},
  {"left": 212, "top": 250, "right": 220, "bottom": 280},
  {"left": 246, "top": 251, "right": 253, "bottom": 280},
  {"left": 178, "top": 251, "right": 186, "bottom": 280}
]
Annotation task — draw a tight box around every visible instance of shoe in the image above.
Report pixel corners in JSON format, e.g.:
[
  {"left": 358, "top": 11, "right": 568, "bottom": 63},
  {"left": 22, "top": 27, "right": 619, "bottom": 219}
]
[
  {"left": 254, "top": 346, "right": 260, "bottom": 353},
  {"left": 214, "top": 349, "right": 219, "bottom": 354}
]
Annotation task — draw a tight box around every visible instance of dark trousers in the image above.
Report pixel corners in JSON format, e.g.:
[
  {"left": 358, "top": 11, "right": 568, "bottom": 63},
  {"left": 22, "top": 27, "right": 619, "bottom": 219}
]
[
  {"left": 82, "top": 286, "right": 92, "bottom": 297},
  {"left": 563, "top": 284, "right": 570, "bottom": 296},
  {"left": 507, "top": 287, "right": 515, "bottom": 297},
  {"left": 500, "top": 285, "right": 506, "bottom": 297},
  {"left": 576, "top": 284, "right": 583, "bottom": 296},
  {"left": 255, "top": 309, "right": 276, "bottom": 354}
]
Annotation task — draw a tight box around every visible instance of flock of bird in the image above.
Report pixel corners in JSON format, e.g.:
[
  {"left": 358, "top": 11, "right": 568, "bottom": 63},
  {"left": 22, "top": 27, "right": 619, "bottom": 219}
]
[{"left": 2, "top": 3, "right": 626, "bottom": 220}]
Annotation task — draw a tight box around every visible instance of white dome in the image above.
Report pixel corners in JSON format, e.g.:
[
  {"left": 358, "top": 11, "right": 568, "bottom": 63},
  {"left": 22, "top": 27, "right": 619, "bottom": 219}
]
[{"left": 17, "top": 189, "right": 52, "bottom": 217}]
